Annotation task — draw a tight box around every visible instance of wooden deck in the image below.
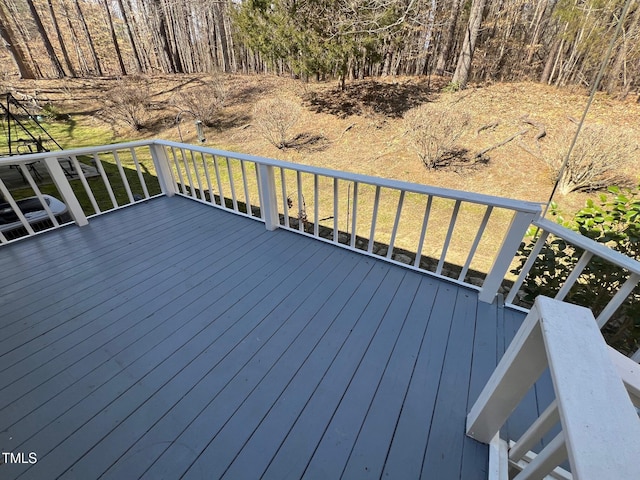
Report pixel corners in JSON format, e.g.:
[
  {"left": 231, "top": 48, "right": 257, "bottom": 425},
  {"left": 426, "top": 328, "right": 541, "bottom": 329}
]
[{"left": 0, "top": 195, "right": 551, "bottom": 480}]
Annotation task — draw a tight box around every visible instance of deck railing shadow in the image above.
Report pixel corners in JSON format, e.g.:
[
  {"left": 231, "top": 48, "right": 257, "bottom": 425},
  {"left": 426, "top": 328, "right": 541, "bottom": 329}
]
[
  {"left": 1, "top": 139, "right": 638, "bottom": 361},
  {"left": 3, "top": 140, "right": 640, "bottom": 478}
]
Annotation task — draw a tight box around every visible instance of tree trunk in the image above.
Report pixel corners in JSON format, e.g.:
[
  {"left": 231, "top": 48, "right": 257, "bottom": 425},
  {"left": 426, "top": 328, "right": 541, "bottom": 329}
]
[
  {"left": 102, "top": 0, "right": 127, "bottom": 75},
  {"left": 526, "top": 0, "right": 549, "bottom": 64},
  {"left": 452, "top": 0, "right": 487, "bottom": 88},
  {"left": 0, "top": 4, "right": 36, "bottom": 78},
  {"left": 223, "top": 2, "right": 236, "bottom": 72},
  {"left": 548, "top": 36, "right": 565, "bottom": 85},
  {"left": 58, "top": 0, "right": 89, "bottom": 75},
  {"left": 606, "top": 3, "right": 640, "bottom": 94},
  {"left": 152, "top": 0, "right": 180, "bottom": 73},
  {"left": 126, "top": 0, "right": 151, "bottom": 71},
  {"left": 204, "top": 7, "right": 217, "bottom": 70},
  {"left": 435, "top": 0, "right": 461, "bottom": 75},
  {"left": 5, "top": 0, "right": 43, "bottom": 77},
  {"left": 116, "top": 0, "right": 142, "bottom": 73},
  {"left": 72, "top": 0, "right": 103, "bottom": 75},
  {"left": 25, "top": 0, "right": 65, "bottom": 77},
  {"left": 417, "top": 0, "right": 438, "bottom": 76},
  {"left": 541, "top": 25, "right": 563, "bottom": 84},
  {"left": 214, "top": 1, "right": 231, "bottom": 72},
  {"left": 46, "top": 0, "right": 75, "bottom": 76},
  {"left": 381, "top": 38, "right": 392, "bottom": 76}
]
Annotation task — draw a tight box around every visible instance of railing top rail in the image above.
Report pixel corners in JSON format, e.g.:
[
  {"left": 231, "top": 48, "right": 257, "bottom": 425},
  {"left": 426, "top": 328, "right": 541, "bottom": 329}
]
[
  {"left": 0, "top": 140, "right": 155, "bottom": 165},
  {"left": 535, "top": 217, "right": 640, "bottom": 276},
  {"left": 0, "top": 139, "right": 543, "bottom": 213},
  {"left": 154, "top": 140, "right": 544, "bottom": 213}
]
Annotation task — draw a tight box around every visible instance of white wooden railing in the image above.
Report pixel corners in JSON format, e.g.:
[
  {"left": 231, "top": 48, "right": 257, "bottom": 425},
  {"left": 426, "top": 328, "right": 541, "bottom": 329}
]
[
  {"left": 150, "top": 140, "right": 543, "bottom": 305},
  {"left": 467, "top": 296, "right": 640, "bottom": 480},
  {"left": 506, "top": 218, "right": 640, "bottom": 327},
  {"left": 0, "top": 141, "right": 162, "bottom": 242},
  {"left": 4, "top": 141, "right": 640, "bottom": 478},
  {"left": 1, "top": 140, "right": 639, "bottom": 359}
]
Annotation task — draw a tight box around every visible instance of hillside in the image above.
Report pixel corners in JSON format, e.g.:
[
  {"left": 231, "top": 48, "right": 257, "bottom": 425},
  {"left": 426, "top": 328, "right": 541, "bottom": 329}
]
[{"left": 3, "top": 73, "right": 639, "bottom": 215}]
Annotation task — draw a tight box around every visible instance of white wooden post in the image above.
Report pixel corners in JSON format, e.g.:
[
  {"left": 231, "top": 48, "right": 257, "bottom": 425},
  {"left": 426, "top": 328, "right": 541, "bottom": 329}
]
[
  {"left": 479, "top": 210, "right": 539, "bottom": 304},
  {"left": 488, "top": 434, "right": 509, "bottom": 480},
  {"left": 43, "top": 156, "right": 88, "bottom": 227},
  {"left": 509, "top": 400, "right": 559, "bottom": 463},
  {"left": 466, "top": 302, "right": 549, "bottom": 443},
  {"left": 514, "top": 432, "right": 567, "bottom": 480},
  {"left": 469, "top": 296, "right": 640, "bottom": 480},
  {"left": 539, "top": 297, "right": 640, "bottom": 480},
  {"left": 258, "top": 163, "right": 279, "bottom": 231},
  {"left": 608, "top": 346, "right": 640, "bottom": 405},
  {"left": 149, "top": 143, "right": 176, "bottom": 197}
]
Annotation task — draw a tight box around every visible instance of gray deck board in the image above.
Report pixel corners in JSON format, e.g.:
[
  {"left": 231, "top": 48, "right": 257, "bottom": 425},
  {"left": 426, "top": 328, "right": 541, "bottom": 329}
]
[
  {"left": 340, "top": 276, "right": 440, "bottom": 479},
  {"left": 421, "top": 288, "right": 479, "bottom": 479},
  {"left": 105, "top": 248, "right": 370, "bottom": 480},
  {"left": 380, "top": 283, "right": 459, "bottom": 479},
  {"left": 460, "top": 300, "right": 500, "bottom": 480},
  {"left": 0, "top": 195, "right": 547, "bottom": 480}
]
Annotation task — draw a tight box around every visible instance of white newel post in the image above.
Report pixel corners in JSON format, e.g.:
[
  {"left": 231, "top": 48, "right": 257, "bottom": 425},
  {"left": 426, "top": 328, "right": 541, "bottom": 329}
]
[
  {"left": 478, "top": 210, "right": 539, "bottom": 304},
  {"left": 468, "top": 297, "right": 640, "bottom": 480},
  {"left": 149, "top": 143, "right": 176, "bottom": 197},
  {"left": 258, "top": 164, "right": 279, "bottom": 231},
  {"left": 43, "top": 156, "right": 88, "bottom": 227}
]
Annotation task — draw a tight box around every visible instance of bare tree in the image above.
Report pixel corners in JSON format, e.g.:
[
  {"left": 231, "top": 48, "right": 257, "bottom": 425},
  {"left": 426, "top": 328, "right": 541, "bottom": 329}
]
[
  {"left": 115, "top": 0, "right": 143, "bottom": 72},
  {"left": 102, "top": 0, "right": 127, "bottom": 75},
  {"left": 101, "top": 76, "right": 152, "bottom": 130},
  {"left": 253, "top": 98, "right": 302, "bottom": 149},
  {"left": 45, "top": 0, "right": 76, "bottom": 76},
  {"left": 452, "top": 0, "right": 487, "bottom": 88},
  {"left": 171, "top": 77, "right": 228, "bottom": 127},
  {"left": 72, "top": 0, "right": 103, "bottom": 76},
  {"left": 25, "top": 0, "right": 65, "bottom": 77},
  {"left": 404, "top": 103, "right": 471, "bottom": 169},
  {"left": 435, "top": 0, "right": 461, "bottom": 75},
  {"left": 0, "top": 3, "right": 35, "bottom": 78}
]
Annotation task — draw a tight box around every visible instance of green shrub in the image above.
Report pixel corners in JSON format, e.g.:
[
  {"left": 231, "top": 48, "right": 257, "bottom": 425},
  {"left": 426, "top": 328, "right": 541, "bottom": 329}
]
[{"left": 512, "top": 185, "right": 640, "bottom": 355}]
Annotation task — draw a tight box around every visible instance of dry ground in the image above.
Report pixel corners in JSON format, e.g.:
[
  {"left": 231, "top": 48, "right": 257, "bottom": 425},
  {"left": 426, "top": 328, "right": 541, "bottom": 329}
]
[{"left": 3, "top": 73, "right": 639, "bottom": 219}]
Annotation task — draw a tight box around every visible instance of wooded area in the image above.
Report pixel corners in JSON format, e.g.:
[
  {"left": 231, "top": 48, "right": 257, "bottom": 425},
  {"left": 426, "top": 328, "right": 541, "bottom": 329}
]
[{"left": 1, "top": 0, "right": 639, "bottom": 95}]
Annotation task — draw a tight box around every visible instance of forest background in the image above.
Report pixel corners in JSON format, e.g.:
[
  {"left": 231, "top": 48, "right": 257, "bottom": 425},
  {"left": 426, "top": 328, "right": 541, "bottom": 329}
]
[{"left": 2, "top": 0, "right": 640, "bottom": 94}]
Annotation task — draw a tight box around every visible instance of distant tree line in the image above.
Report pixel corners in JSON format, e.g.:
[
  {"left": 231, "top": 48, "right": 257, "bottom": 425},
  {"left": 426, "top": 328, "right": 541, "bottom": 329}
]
[{"left": 1, "top": 0, "right": 639, "bottom": 95}]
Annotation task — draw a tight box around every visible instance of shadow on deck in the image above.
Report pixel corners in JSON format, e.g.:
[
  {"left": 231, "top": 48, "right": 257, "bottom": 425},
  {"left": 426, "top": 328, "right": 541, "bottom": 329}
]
[{"left": 0, "top": 195, "right": 552, "bottom": 479}]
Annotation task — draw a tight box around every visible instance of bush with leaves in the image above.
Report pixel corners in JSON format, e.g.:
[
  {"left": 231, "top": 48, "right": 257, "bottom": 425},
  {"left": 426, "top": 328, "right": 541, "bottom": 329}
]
[
  {"left": 404, "top": 103, "right": 471, "bottom": 169},
  {"left": 512, "top": 185, "right": 640, "bottom": 355},
  {"left": 545, "top": 124, "right": 637, "bottom": 194},
  {"left": 253, "top": 97, "right": 301, "bottom": 149},
  {"left": 171, "top": 78, "right": 227, "bottom": 127},
  {"left": 102, "top": 77, "right": 152, "bottom": 131}
]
